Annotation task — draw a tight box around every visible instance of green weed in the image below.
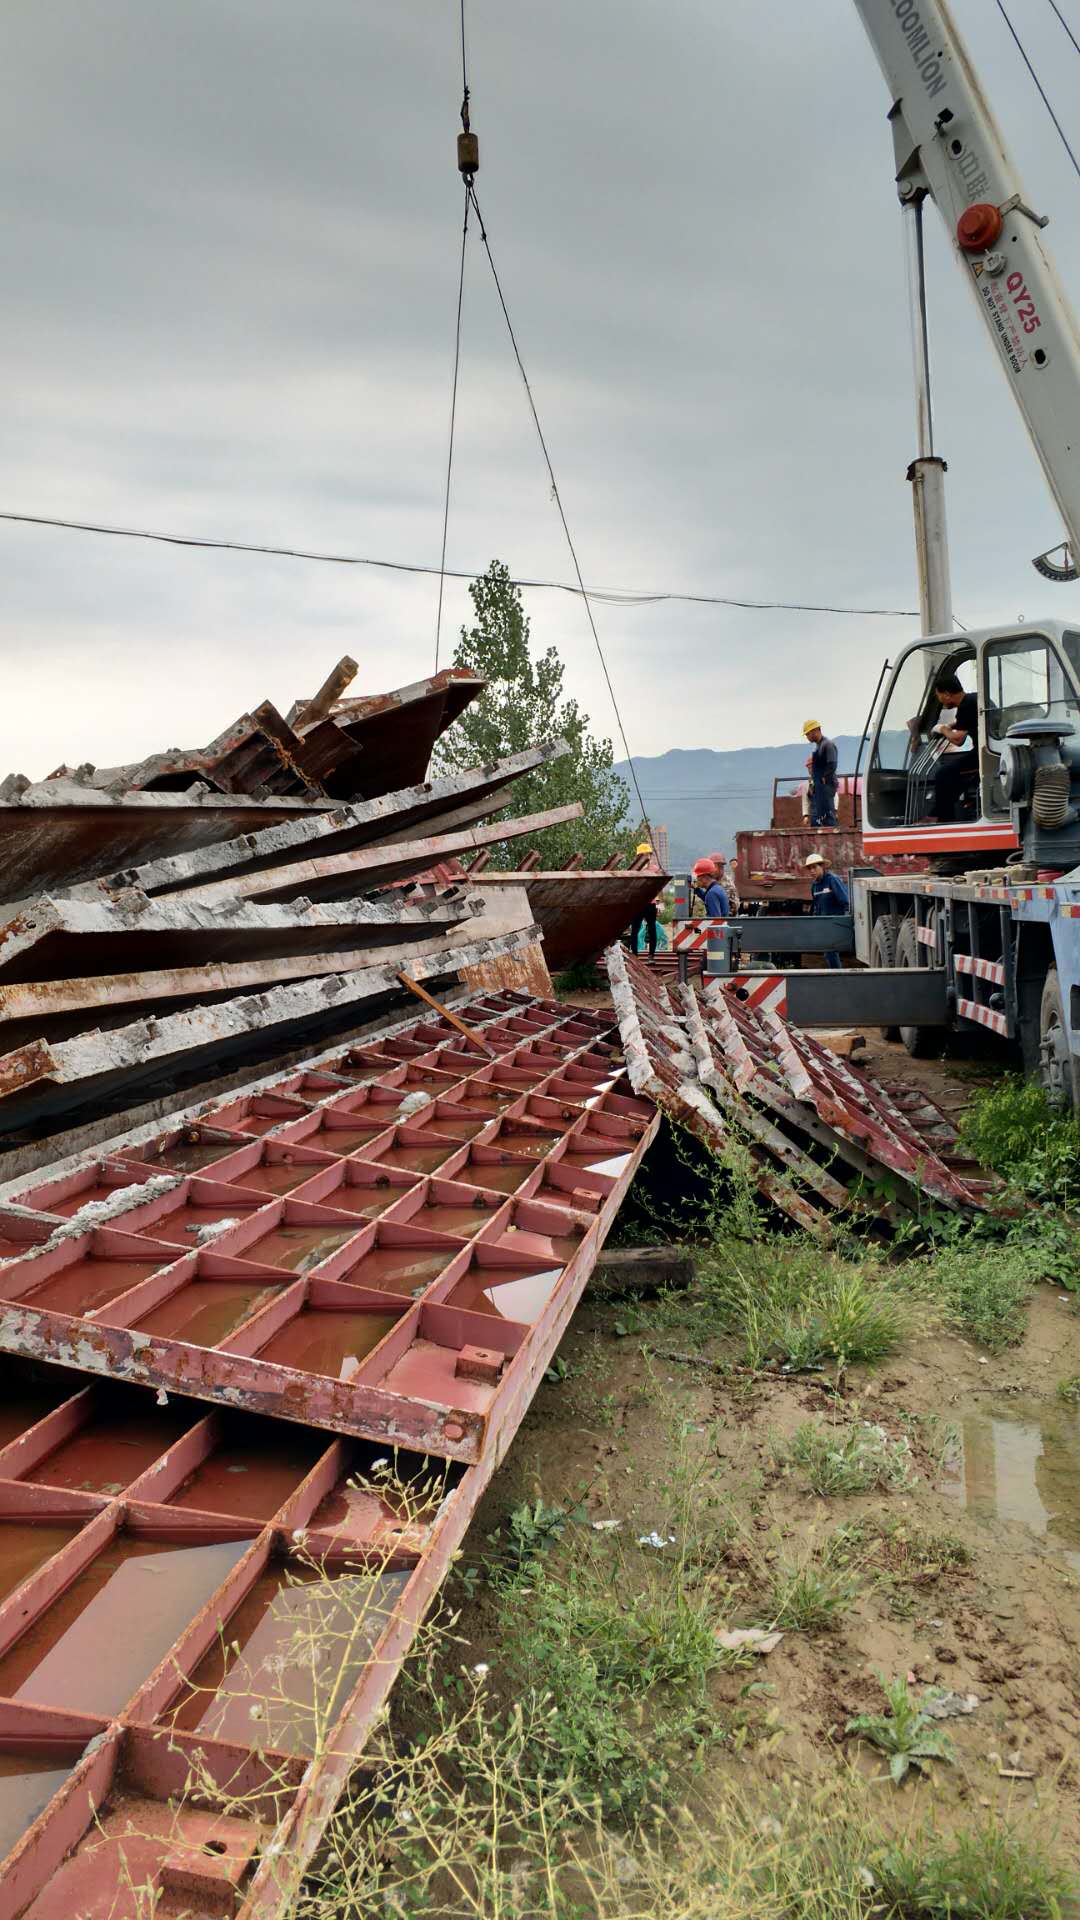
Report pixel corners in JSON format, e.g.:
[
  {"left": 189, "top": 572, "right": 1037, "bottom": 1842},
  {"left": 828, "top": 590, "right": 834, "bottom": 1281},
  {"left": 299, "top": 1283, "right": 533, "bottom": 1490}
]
[
  {"left": 846, "top": 1673, "right": 955, "bottom": 1785},
  {"left": 766, "top": 1552, "right": 859, "bottom": 1632},
  {"left": 552, "top": 959, "right": 605, "bottom": 993},
  {"left": 907, "top": 1238, "right": 1035, "bottom": 1351},
  {"left": 783, "top": 1419, "right": 915, "bottom": 1496},
  {"left": 959, "top": 1072, "right": 1080, "bottom": 1201},
  {"left": 875, "top": 1815, "right": 1077, "bottom": 1917},
  {"left": 700, "top": 1241, "right": 907, "bottom": 1372},
  {"left": 1057, "top": 1374, "right": 1080, "bottom": 1402}
]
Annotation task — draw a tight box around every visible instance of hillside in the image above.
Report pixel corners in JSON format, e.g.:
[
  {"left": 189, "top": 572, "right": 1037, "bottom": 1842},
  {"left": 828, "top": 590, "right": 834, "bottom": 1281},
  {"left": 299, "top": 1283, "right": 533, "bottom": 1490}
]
[{"left": 613, "top": 737, "right": 862, "bottom": 868}]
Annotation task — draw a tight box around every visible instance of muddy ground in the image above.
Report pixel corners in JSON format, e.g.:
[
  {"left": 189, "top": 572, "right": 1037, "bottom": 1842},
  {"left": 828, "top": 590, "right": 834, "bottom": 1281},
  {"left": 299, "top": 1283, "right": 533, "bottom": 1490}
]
[{"left": 444, "top": 1018, "right": 1080, "bottom": 1848}]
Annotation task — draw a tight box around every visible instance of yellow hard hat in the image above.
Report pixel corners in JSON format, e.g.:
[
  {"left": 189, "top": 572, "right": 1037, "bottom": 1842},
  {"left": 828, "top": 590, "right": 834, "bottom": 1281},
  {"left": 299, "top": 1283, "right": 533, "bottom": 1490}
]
[
  {"left": 802, "top": 719, "right": 821, "bottom": 738},
  {"left": 635, "top": 842, "right": 653, "bottom": 856}
]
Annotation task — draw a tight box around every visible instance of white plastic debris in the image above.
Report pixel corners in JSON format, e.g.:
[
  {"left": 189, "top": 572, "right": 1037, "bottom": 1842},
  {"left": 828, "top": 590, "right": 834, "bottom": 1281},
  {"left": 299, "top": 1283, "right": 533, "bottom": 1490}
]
[
  {"left": 716, "top": 1627, "right": 785, "bottom": 1655},
  {"left": 921, "top": 1690, "right": 980, "bottom": 1719},
  {"left": 637, "top": 1531, "right": 676, "bottom": 1550},
  {"left": 591, "top": 1518, "right": 622, "bottom": 1532}
]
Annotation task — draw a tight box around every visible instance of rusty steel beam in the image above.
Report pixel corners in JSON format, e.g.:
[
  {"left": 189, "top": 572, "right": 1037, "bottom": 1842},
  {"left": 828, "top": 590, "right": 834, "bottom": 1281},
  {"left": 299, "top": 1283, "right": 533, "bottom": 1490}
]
[
  {"left": 102, "top": 742, "right": 572, "bottom": 901},
  {"left": 605, "top": 945, "right": 831, "bottom": 1237},
  {"left": 156, "top": 803, "right": 585, "bottom": 908},
  {"left": 0, "top": 925, "right": 543, "bottom": 1122},
  {"left": 472, "top": 870, "right": 667, "bottom": 972}
]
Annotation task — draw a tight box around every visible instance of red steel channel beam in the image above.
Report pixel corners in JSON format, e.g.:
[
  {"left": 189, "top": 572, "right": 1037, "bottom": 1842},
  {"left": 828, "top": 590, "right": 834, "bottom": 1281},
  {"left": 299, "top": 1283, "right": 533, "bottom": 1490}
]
[{"left": 0, "top": 987, "right": 659, "bottom": 1915}]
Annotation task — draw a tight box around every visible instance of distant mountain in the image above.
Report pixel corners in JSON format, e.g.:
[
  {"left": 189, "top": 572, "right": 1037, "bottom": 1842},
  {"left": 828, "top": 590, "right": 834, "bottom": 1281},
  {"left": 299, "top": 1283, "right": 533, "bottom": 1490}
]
[{"left": 612, "top": 738, "right": 863, "bottom": 869}]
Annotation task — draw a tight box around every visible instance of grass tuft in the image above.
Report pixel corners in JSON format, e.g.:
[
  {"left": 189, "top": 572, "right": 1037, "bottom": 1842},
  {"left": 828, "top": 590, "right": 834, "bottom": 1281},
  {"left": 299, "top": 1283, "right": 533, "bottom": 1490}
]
[{"left": 783, "top": 1419, "right": 915, "bottom": 1496}]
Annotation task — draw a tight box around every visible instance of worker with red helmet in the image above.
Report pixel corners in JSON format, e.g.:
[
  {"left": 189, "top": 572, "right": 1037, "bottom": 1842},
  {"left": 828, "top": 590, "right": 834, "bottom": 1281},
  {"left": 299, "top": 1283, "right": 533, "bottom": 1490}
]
[
  {"left": 707, "top": 850, "right": 740, "bottom": 916},
  {"left": 692, "top": 858, "right": 729, "bottom": 919}
]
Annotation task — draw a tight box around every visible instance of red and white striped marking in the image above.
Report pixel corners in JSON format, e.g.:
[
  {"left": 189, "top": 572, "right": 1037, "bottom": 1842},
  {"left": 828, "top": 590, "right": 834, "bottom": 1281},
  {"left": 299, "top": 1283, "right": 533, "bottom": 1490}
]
[
  {"left": 1061, "top": 904, "right": 1080, "bottom": 919},
  {"left": 671, "top": 918, "right": 727, "bottom": 951},
  {"left": 727, "top": 972, "right": 788, "bottom": 1017},
  {"left": 862, "top": 824, "right": 1018, "bottom": 855},
  {"left": 953, "top": 953, "right": 1005, "bottom": 985},
  {"left": 957, "top": 996, "right": 1009, "bottom": 1036},
  {"left": 916, "top": 924, "right": 937, "bottom": 948}
]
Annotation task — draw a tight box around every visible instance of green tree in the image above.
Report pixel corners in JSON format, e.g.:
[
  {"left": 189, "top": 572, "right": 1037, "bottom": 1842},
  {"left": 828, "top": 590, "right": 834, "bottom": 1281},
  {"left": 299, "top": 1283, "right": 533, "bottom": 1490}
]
[{"left": 434, "top": 561, "right": 633, "bottom": 869}]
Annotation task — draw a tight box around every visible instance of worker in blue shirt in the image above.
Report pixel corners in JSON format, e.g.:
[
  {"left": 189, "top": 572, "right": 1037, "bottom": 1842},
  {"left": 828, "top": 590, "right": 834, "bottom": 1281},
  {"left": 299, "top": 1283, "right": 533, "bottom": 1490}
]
[
  {"left": 692, "top": 858, "right": 730, "bottom": 918},
  {"left": 805, "top": 852, "right": 848, "bottom": 970},
  {"left": 803, "top": 720, "right": 839, "bottom": 827}
]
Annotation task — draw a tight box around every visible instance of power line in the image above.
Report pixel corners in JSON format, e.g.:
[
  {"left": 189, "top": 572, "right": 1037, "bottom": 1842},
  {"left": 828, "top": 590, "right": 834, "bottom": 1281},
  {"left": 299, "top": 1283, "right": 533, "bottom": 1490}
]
[
  {"left": 0, "top": 510, "right": 922, "bottom": 617},
  {"left": 1045, "top": 0, "right": 1080, "bottom": 60},
  {"left": 996, "top": 0, "right": 1080, "bottom": 182},
  {"left": 434, "top": 185, "right": 470, "bottom": 670},
  {"left": 467, "top": 179, "right": 653, "bottom": 833}
]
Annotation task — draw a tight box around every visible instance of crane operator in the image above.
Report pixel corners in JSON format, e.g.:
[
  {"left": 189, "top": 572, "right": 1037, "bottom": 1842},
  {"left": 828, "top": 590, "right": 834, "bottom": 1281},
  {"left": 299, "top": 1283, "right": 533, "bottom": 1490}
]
[{"left": 931, "top": 671, "right": 980, "bottom": 822}]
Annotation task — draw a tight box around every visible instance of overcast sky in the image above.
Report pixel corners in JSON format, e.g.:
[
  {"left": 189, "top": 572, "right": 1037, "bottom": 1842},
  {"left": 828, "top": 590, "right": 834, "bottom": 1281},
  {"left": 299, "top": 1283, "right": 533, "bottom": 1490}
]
[{"left": 3, "top": 0, "right": 1080, "bottom": 782}]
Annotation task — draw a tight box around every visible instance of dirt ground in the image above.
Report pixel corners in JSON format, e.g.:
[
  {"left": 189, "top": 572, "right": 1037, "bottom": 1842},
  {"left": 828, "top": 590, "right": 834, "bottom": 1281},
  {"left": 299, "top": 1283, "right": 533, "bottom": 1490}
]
[{"left": 446, "top": 1018, "right": 1080, "bottom": 1846}]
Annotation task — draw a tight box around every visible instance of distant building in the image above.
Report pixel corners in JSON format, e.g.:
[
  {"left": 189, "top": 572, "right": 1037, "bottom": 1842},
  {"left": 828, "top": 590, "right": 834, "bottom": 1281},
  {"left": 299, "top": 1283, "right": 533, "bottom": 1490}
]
[{"left": 653, "top": 823, "right": 671, "bottom": 871}]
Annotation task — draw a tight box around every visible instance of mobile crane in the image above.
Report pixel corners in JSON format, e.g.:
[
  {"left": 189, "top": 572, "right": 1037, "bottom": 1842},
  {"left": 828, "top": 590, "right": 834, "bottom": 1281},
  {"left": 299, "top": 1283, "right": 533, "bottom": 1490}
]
[
  {"left": 821, "top": 0, "right": 1080, "bottom": 1102},
  {"left": 687, "top": 0, "right": 1080, "bottom": 1103}
]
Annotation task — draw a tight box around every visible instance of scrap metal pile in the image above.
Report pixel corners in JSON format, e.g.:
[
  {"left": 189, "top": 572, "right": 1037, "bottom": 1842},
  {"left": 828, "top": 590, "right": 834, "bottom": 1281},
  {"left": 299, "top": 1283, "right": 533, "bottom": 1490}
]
[
  {"left": 606, "top": 945, "right": 999, "bottom": 1233},
  {"left": 0, "top": 981, "right": 658, "bottom": 1914},
  {"left": 0, "top": 656, "right": 676, "bottom": 1917},
  {"left": 0, "top": 658, "right": 610, "bottom": 1166}
]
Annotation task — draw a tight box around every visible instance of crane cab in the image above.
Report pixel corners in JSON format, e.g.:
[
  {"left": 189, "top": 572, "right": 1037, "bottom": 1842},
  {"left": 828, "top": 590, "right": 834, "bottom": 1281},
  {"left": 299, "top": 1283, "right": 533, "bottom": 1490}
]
[{"left": 862, "top": 620, "right": 1080, "bottom": 869}]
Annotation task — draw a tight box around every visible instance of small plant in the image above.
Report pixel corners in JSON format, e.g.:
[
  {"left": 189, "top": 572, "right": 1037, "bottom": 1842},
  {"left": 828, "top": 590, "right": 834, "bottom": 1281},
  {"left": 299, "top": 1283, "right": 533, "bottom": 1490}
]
[
  {"left": 767, "top": 1554, "right": 859, "bottom": 1631},
  {"left": 784, "top": 1419, "right": 916, "bottom": 1496},
  {"left": 908, "top": 1235, "right": 1036, "bottom": 1351},
  {"left": 553, "top": 959, "right": 605, "bottom": 993},
  {"left": 503, "top": 1496, "right": 573, "bottom": 1571},
  {"left": 846, "top": 1673, "right": 956, "bottom": 1784},
  {"left": 1057, "top": 1373, "right": 1080, "bottom": 1402},
  {"left": 876, "top": 1815, "right": 1078, "bottom": 1918},
  {"left": 959, "top": 1072, "right": 1080, "bottom": 1201}
]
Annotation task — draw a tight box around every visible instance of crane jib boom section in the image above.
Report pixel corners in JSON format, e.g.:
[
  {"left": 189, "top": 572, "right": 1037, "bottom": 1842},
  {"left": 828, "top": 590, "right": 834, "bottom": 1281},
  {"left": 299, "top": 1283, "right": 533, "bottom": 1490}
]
[{"left": 853, "top": 0, "right": 1080, "bottom": 569}]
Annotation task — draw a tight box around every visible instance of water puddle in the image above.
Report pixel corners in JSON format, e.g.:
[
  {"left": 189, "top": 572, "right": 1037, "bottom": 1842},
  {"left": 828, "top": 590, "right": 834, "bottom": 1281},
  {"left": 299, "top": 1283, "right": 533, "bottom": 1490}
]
[
  {"left": 0, "top": 1522, "right": 82, "bottom": 1604},
  {"left": 375, "top": 1142, "right": 459, "bottom": 1174},
  {"left": 446, "top": 1267, "right": 562, "bottom": 1323},
  {"left": 416, "top": 1203, "right": 498, "bottom": 1239},
  {"left": 454, "top": 1163, "right": 531, "bottom": 1195},
  {"left": 167, "top": 1565, "right": 410, "bottom": 1755},
  {"left": 27, "top": 1404, "right": 189, "bottom": 1493},
  {"left": 427, "top": 1117, "right": 488, "bottom": 1141},
  {"left": 0, "top": 1753, "right": 75, "bottom": 1861},
  {"left": 255, "top": 1308, "right": 400, "bottom": 1381},
  {"left": 153, "top": 1203, "right": 257, "bottom": 1247},
  {"left": 0, "top": 1535, "right": 249, "bottom": 1714},
  {"left": 168, "top": 1427, "right": 324, "bottom": 1519},
  {"left": 224, "top": 1159, "right": 327, "bottom": 1197},
  {"left": 947, "top": 1398, "right": 1080, "bottom": 1572},
  {"left": 240, "top": 1224, "right": 361, "bottom": 1275},
  {"left": 17, "top": 1258, "right": 167, "bottom": 1318},
  {"left": 341, "top": 1246, "right": 459, "bottom": 1298},
  {"left": 153, "top": 1135, "right": 240, "bottom": 1173},
  {"left": 328, "top": 1184, "right": 408, "bottom": 1220},
  {"left": 133, "top": 1280, "right": 282, "bottom": 1348}
]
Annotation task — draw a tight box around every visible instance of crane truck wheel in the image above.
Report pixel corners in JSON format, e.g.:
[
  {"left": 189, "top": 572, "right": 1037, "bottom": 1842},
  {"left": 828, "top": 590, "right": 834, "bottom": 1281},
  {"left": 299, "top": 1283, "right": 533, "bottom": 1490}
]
[
  {"left": 869, "top": 914, "right": 901, "bottom": 1040},
  {"left": 896, "top": 915, "right": 936, "bottom": 1058},
  {"left": 1037, "top": 967, "right": 1080, "bottom": 1112}
]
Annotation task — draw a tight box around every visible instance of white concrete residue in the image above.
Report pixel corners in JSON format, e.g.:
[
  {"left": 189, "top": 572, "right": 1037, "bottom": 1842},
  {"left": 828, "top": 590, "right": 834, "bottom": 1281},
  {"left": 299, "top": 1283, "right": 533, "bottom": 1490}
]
[
  {"left": 0, "top": 1173, "right": 182, "bottom": 1265},
  {"left": 188, "top": 1216, "right": 240, "bottom": 1245}
]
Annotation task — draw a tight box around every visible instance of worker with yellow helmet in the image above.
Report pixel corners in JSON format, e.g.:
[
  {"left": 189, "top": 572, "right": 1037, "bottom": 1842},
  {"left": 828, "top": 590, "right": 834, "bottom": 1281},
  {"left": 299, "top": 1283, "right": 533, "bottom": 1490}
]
[
  {"left": 628, "top": 842, "right": 660, "bottom": 961},
  {"left": 803, "top": 719, "right": 838, "bottom": 828}
]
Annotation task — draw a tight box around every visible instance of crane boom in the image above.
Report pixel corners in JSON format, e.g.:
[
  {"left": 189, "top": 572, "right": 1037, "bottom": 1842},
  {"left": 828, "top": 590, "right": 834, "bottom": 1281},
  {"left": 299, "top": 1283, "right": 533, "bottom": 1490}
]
[{"left": 854, "top": 0, "right": 1080, "bottom": 574}]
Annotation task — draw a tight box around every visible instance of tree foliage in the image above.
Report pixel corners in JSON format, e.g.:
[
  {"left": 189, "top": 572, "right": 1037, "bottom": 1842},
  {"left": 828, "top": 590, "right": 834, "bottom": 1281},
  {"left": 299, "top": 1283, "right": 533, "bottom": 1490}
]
[{"left": 434, "top": 561, "right": 633, "bottom": 869}]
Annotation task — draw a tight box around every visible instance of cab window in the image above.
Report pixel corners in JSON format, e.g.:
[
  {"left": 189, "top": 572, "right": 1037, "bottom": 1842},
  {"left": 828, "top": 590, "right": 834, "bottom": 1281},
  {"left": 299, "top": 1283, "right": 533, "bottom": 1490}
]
[{"left": 983, "top": 635, "right": 1080, "bottom": 744}]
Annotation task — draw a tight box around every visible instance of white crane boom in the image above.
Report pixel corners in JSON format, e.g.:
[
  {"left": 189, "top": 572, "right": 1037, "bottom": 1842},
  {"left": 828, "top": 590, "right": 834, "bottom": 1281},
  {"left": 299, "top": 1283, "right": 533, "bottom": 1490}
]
[{"left": 854, "top": 0, "right": 1080, "bottom": 577}]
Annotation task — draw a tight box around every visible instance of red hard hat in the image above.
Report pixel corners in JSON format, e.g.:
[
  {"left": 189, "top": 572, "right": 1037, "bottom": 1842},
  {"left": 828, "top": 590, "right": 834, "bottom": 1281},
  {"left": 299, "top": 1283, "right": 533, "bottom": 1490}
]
[{"left": 692, "top": 859, "right": 717, "bottom": 877}]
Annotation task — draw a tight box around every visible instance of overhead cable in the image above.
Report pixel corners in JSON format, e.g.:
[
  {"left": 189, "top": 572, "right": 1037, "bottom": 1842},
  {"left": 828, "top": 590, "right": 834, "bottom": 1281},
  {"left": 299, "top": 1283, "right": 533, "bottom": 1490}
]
[
  {"left": 995, "top": 0, "right": 1080, "bottom": 182},
  {"left": 434, "top": 185, "right": 470, "bottom": 671},
  {"left": 1045, "top": 0, "right": 1080, "bottom": 60},
  {"left": 465, "top": 181, "right": 652, "bottom": 833},
  {"left": 0, "top": 511, "right": 922, "bottom": 617}
]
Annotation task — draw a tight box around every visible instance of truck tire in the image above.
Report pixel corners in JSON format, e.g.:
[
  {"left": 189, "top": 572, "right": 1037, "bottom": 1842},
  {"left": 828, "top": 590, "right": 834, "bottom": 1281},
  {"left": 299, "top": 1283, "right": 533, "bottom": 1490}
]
[
  {"left": 896, "top": 915, "right": 937, "bottom": 1057},
  {"left": 869, "top": 914, "right": 900, "bottom": 1040},
  {"left": 1038, "top": 967, "right": 1080, "bottom": 1111}
]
